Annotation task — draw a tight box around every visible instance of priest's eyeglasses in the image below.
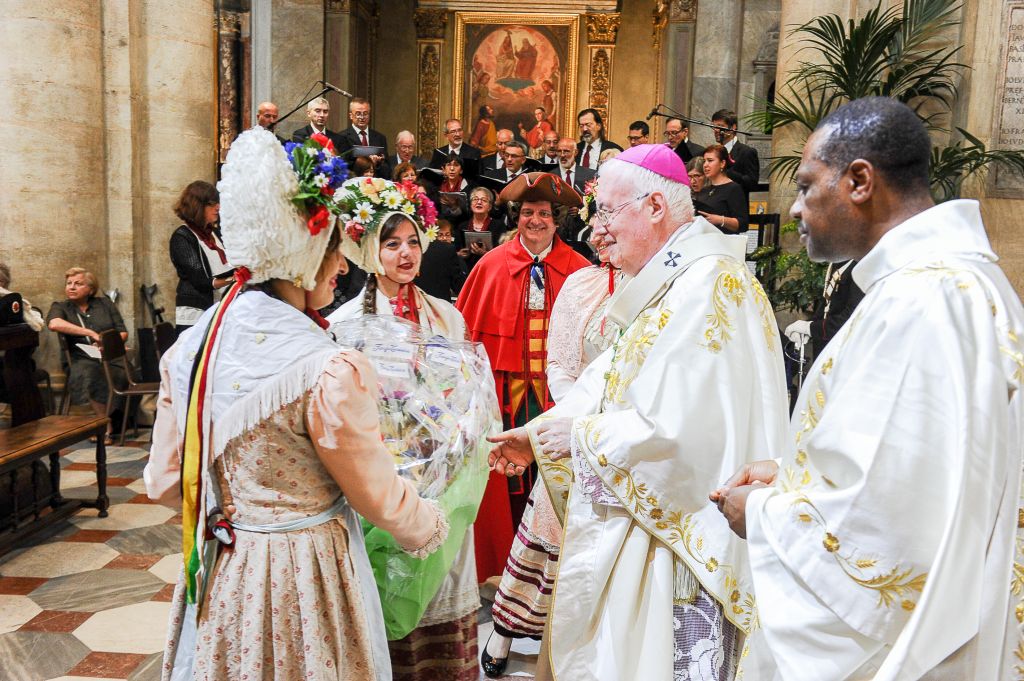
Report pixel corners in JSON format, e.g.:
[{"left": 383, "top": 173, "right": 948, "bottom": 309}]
[{"left": 591, "top": 192, "right": 651, "bottom": 227}]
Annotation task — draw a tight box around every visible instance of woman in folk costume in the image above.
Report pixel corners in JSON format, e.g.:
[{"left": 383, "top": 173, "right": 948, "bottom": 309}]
[
  {"left": 482, "top": 218, "right": 624, "bottom": 678},
  {"left": 326, "top": 177, "right": 481, "bottom": 681},
  {"left": 144, "top": 128, "right": 449, "bottom": 681}
]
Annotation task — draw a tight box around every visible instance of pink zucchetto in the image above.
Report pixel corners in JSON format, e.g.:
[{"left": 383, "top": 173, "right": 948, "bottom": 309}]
[{"left": 613, "top": 144, "right": 690, "bottom": 187}]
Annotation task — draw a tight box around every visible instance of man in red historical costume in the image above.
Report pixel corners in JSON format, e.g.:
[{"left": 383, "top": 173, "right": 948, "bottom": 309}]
[{"left": 456, "top": 172, "right": 589, "bottom": 580}]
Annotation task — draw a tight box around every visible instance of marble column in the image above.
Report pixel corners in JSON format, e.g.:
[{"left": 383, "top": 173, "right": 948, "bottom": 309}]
[
  {"left": 415, "top": 9, "right": 447, "bottom": 155},
  {"left": 585, "top": 13, "right": 622, "bottom": 133},
  {"left": 768, "top": 0, "right": 850, "bottom": 212},
  {"left": 660, "top": 1, "right": 698, "bottom": 139},
  {"left": 691, "top": 0, "right": 744, "bottom": 125},
  {"left": 324, "top": 0, "right": 352, "bottom": 130},
  {"left": 0, "top": 2, "right": 108, "bottom": 308}
]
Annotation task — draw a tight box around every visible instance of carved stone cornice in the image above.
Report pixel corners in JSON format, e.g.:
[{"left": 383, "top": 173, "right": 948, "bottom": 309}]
[
  {"left": 589, "top": 47, "right": 612, "bottom": 127},
  {"left": 415, "top": 8, "right": 447, "bottom": 40},
  {"left": 325, "top": 0, "right": 351, "bottom": 13},
  {"left": 217, "top": 11, "right": 240, "bottom": 34},
  {"left": 585, "top": 12, "right": 620, "bottom": 45},
  {"left": 670, "top": 0, "right": 697, "bottom": 22}
]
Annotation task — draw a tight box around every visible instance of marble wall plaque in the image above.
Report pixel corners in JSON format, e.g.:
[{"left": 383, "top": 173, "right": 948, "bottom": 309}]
[{"left": 991, "top": 1, "right": 1024, "bottom": 197}]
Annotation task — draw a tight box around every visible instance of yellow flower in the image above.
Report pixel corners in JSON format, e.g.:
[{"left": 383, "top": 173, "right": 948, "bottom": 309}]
[
  {"left": 597, "top": 454, "right": 608, "bottom": 467},
  {"left": 650, "top": 508, "right": 664, "bottom": 520},
  {"left": 705, "top": 557, "right": 719, "bottom": 572},
  {"left": 823, "top": 532, "right": 840, "bottom": 553}
]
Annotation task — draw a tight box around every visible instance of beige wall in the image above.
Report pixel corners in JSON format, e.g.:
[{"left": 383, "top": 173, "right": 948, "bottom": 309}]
[
  {"left": 372, "top": 0, "right": 419, "bottom": 148},
  {"left": 270, "top": 0, "right": 325, "bottom": 140},
  {"left": 605, "top": 0, "right": 663, "bottom": 147},
  {"left": 0, "top": 0, "right": 215, "bottom": 373},
  {"left": 959, "top": 0, "right": 1024, "bottom": 292}
]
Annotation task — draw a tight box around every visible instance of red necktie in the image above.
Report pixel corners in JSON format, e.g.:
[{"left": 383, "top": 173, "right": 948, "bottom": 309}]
[
  {"left": 360, "top": 129, "right": 368, "bottom": 146},
  {"left": 565, "top": 170, "right": 572, "bottom": 187},
  {"left": 582, "top": 145, "right": 591, "bottom": 169}
]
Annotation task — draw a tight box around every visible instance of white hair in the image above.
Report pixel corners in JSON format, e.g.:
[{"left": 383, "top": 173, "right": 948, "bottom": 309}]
[
  {"left": 395, "top": 130, "right": 415, "bottom": 144},
  {"left": 599, "top": 159, "right": 694, "bottom": 225},
  {"left": 306, "top": 97, "right": 329, "bottom": 112}
]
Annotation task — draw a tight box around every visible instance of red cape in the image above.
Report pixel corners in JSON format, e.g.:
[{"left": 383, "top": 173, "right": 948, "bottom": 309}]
[{"left": 456, "top": 236, "right": 589, "bottom": 580}]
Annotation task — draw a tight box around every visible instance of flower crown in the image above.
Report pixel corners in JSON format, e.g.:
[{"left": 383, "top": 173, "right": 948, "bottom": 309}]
[
  {"left": 333, "top": 177, "right": 439, "bottom": 245},
  {"left": 283, "top": 133, "right": 349, "bottom": 235},
  {"left": 578, "top": 178, "right": 599, "bottom": 223}
]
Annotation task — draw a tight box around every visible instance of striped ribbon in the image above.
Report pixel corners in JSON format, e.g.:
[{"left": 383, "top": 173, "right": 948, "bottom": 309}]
[{"left": 180, "top": 267, "right": 251, "bottom": 605}]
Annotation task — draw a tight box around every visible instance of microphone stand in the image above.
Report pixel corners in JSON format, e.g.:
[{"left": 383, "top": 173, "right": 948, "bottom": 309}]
[
  {"left": 647, "top": 103, "right": 759, "bottom": 138},
  {"left": 275, "top": 86, "right": 333, "bottom": 130}
]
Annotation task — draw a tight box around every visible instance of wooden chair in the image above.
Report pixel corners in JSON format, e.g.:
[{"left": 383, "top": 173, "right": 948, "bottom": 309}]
[
  {"left": 153, "top": 321, "right": 177, "bottom": 358},
  {"left": 98, "top": 329, "right": 159, "bottom": 445}
]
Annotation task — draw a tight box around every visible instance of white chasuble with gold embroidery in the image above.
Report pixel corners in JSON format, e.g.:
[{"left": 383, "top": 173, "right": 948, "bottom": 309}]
[
  {"left": 743, "top": 200, "right": 1024, "bottom": 681},
  {"left": 527, "top": 218, "right": 789, "bottom": 681}
]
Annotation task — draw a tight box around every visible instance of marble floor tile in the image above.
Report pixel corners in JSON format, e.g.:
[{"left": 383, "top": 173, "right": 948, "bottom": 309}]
[
  {"left": 64, "top": 530, "right": 119, "bottom": 543},
  {"left": 70, "top": 504, "right": 174, "bottom": 532},
  {"left": 146, "top": 554, "right": 182, "bottom": 584},
  {"left": 28, "top": 569, "right": 164, "bottom": 613},
  {"left": 0, "top": 594, "right": 43, "bottom": 634},
  {"left": 104, "top": 554, "right": 162, "bottom": 570},
  {"left": 66, "top": 651, "right": 148, "bottom": 678},
  {"left": 0, "top": 576, "right": 47, "bottom": 595},
  {"left": 59, "top": 469, "right": 104, "bottom": 490},
  {"left": 0, "top": 542, "right": 119, "bottom": 578},
  {"left": 64, "top": 447, "right": 148, "bottom": 465},
  {"left": 105, "top": 524, "right": 180, "bottom": 556},
  {"left": 63, "top": 484, "right": 136, "bottom": 505},
  {"left": 19, "top": 609, "right": 93, "bottom": 633},
  {"left": 126, "top": 652, "right": 162, "bottom": 681},
  {"left": 0, "top": 631, "right": 90, "bottom": 681},
  {"left": 149, "top": 584, "right": 176, "bottom": 602},
  {"left": 125, "top": 479, "right": 148, "bottom": 496},
  {"left": 103, "top": 460, "right": 148, "bottom": 480},
  {"left": 73, "top": 601, "right": 171, "bottom": 654}
]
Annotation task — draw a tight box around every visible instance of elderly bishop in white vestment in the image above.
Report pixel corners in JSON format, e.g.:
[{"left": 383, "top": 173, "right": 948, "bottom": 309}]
[{"left": 491, "top": 146, "right": 790, "bottom": 681}]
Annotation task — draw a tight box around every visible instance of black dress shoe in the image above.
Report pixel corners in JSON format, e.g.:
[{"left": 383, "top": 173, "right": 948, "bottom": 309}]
[{"left": 481, "top": 633, "right": 510, "bottom": 678}]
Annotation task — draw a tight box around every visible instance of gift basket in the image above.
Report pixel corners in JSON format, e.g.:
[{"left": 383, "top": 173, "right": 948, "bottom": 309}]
[{"left": 330, "top": 314, "right": 499, "bottom": 638}]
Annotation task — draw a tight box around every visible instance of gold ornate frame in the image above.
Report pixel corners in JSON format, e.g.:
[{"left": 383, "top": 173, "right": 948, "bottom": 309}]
[{"left": 452, "top": 12, "right": 580, "bottom": 140}]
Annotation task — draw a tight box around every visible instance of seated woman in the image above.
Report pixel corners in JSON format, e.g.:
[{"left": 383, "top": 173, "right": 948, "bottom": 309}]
[
  {"left": 455, "top": 186, "right": 505, "bottom": 271},
  {"left": 170, "top": 180, "right": 232, "bottom": 334},
  {"left": 46, "top": 267, "right": 129, "bottom": 442},
  {"left": 352, "top": 155, "right": 377, "bottom": 178},
  {"left": 692, "top": 143, "right": 748, "bottom": 233},
  {"left": 327, "top": 181, "right": 479, "bottom": 680},
  {"left": 145, "top": 129, "right": 447, "bottom": 680}
]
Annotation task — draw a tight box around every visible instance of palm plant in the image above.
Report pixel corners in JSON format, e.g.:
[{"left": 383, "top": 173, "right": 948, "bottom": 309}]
[
  {"left": 750, "top": 0, "right": 1024, "bottom": 313},
  {"left": 751, "top": 0, "right": 1024, "bottom": 199}
]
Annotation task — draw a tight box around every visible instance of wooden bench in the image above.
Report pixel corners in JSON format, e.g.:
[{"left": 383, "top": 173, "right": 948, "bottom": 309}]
[{"left": 0, "top": 415, "right": 110, "bottom": 554}]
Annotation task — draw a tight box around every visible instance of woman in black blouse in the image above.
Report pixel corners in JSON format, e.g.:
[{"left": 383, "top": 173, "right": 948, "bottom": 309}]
[
  {"left": 169, "top": 181, "right": 232, "bottom": 333},
  {"left": 692, "top": 144, "right": 748, "bottom": 233}
]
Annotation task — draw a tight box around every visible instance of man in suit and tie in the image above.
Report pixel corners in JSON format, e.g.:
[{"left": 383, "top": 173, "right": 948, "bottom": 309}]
[
  {"left": 626, "top": 120, "right": 649, "bottom": 147},
  {"left": 442, "top": 118, "right": 482, "bottom": 161},
  {"left": 540, "top": 130, "right": 560, "bottom": 166},
  {"left": 335, "top": 98, "right": 388, "bottom": 172},
  {"left": 555, "top": 137, "right": 595, "bottom": 194},
  {"left": 378, "top": 130, "right": 427, "bottom": 181},
  {"left": 555, "top": 137, "right": 597, "bottom": 260},
  {"left": 496, "top": 141, "right": 529, "bottom": 183},
  {"left": 480, "top": 129, "right": 514, "bottom": 175},
  {"left": 665, "top": 117, "right": 704, "bottom": 163},
  {"left": 291, "top": 97, "right": 343, "bottom": 149},
  {"left": 575, "top": 108, "right": 623, "bottom": 171},
  {"left": 711, "top": 108, "right": 760, "bottom": 195}
]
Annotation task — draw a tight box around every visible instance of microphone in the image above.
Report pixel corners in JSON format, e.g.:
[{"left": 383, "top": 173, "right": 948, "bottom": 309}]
[
  {"left": 646, "top": 107, "right": 660, "bottom": 121},
  {"left": 321, "top": 81, "right": 355, "bottom": 98}
]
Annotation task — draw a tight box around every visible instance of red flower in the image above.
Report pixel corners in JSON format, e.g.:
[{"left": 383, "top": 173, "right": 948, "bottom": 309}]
[
  {"left": 311, "top": 133, "right": 334, "bottom": 153},
  {"left": 322, "top": 186, "right": 335, "bottom": 197},
  {"left": 307, "top": 204, "right": 330, "bottom": 235}
]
